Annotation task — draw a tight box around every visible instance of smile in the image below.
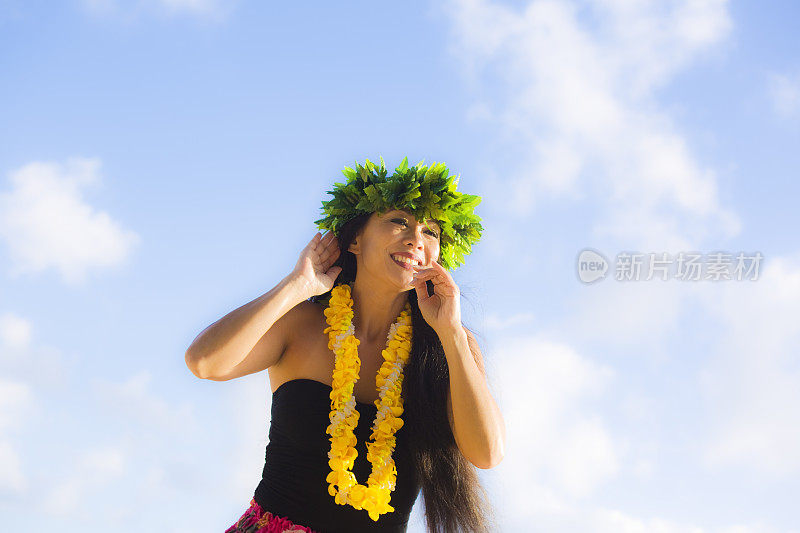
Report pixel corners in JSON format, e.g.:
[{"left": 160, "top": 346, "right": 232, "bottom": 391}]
[{"left": 391, "top": 254, "right": 420, "bottom": 271}]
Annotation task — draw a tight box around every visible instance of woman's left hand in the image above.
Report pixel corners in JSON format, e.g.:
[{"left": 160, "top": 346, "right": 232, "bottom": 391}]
[{"left": 411, "top": 259, "right": 462, "bottom": 337}]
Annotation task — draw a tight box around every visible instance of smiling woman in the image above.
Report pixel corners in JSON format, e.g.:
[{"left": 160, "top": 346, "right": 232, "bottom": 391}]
[
  {"left": 345, "top": 208, "right": 442, "bottom": 301},
  {"left": 388, "top": 220, "right": 436, "bottom": 270},
  {"left": 186, "top": 157, "right": 503, "bottom": 533}
]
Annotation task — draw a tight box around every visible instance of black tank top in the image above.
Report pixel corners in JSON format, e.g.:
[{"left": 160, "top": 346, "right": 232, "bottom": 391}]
[{"left": 253, "top": 378, "right": 421, "bottom": 533}]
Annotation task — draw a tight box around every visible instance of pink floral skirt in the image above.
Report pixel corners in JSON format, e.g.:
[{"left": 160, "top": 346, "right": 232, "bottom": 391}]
[{"left": 224, "top": 498, "right": 320, "bottom": 533}]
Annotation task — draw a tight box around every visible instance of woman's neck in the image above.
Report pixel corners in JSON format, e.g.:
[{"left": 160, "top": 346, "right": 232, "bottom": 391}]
[{"left": 349, "top": 278, "right": 410, "bottom": 343}]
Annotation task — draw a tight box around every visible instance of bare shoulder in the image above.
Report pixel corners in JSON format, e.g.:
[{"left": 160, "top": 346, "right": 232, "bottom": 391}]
[
  {"left": 281, "top": 299, "right": 326, "bottom": 350},
  {"left": 268, "top": 298, "right": 329, "bottom": 391},
  {"left": 294, "top": 298, "right": 327, "bottom": 326}
]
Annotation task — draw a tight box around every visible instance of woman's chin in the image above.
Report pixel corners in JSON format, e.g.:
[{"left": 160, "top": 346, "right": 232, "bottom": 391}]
[{"left": 397, "top": 273, "right": 417, "bottom": 290}]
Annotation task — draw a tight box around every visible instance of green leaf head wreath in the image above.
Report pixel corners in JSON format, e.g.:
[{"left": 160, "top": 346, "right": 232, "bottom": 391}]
[{"left": 314, "top": 156, "right": 483, "bottom": 270}]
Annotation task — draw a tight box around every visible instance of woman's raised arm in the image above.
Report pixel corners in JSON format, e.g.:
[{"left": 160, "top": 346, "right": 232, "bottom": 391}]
[{"left": 185, "top": 231, "right": 341, "bottom": 380}]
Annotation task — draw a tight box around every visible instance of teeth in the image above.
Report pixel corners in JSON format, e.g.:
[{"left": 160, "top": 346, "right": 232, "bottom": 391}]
[{"left": 392, "top": 255, "right": 419, "bottom": 266}]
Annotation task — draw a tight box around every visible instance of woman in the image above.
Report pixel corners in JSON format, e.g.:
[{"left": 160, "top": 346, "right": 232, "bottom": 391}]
[{"left": 185, "top": 157, "right": 505, "bottom": 532}]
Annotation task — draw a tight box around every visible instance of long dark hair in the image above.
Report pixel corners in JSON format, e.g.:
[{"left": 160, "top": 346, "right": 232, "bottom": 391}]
[{"left": 310, "top": 213, "right": 494, "bottom": 533}]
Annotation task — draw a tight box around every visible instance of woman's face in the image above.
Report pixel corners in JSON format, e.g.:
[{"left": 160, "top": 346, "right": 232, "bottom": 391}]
[{"left": 348, "top": 208, "right": 441, "bottom": 289}]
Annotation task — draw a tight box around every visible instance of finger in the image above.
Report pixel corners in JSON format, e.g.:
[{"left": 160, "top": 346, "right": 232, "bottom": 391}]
[
  {"left": 319, "top": 242, "right": 337, "bottom": 259},
  {"left": 429, "top": 260, "right": 453, "bottom": 281},
  {"left": 430, "top": 259, "right": 448, "bottom": 274},
  {"left": 414, "top": 273, "right": 451, "bottom": 291},
  {"left": 313, "top": 232, "right": 328, "bottom": 251},
  {"left": 413, "top": 276, "right": 430, "bottom": 301},
  {"left": 319, "top": 247, "right": 339, "bottom": 266},
  {"left": 305, "top": 237, "right": 321, "bottom": 258},
  {"left": 325, "top": 265, "right": 342, "bottom": 280},
  {"left": 412, "top": 269, "right": 441, "bottom": 281},
  {"left": 324, "top": 234, "right": 339, "bottom": 252}
]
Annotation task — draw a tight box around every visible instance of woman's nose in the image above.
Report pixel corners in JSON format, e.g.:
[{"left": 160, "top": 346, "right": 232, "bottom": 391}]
[{"left": 404, "top": 228, "right": 426, "bottom": 248}]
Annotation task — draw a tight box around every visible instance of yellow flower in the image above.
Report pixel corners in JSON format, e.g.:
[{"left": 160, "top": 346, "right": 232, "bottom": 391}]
[
  {"left": 349, "top": 484, "right": 366, "bottom": 508},
  {"left": 323, "top": 283, "right": 412, "bottom": 521}
]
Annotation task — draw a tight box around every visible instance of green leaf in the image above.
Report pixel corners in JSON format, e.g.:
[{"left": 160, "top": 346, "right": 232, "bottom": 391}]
[
  {"left": 364, "top": 184, "right": 382, "bottom": 204},
  {"left": 358, "top": 163, "right": 371, "bottom": 183},
  {"left": 397, "top": 156, "right": 409, "bottom": 174},
  {"left": 457, "top": 194, "right": 482, "bottom": 209},
  {"left": 342, "top": 167, "right": 357, "bottom": 180},
  {"left": 355, "top": 197, "right": 373, "bottom": 211}
]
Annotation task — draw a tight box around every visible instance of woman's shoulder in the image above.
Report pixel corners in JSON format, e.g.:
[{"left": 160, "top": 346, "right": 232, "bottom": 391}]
[
  {"left": 291, "top": 298, "right": 326, "bottom": 329},
  {"left": 269, "top": 299, "right": 329, "bottom": 387},
  {"left": 299, "top": 296, "right": 326, "bottom": 313},
  {"left": 285, "top": 298, "right": 333, "bottom": 348}
]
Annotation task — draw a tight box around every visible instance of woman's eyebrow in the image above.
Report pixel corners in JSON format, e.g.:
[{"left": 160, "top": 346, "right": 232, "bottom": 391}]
[{"left": 390, "top": 210, "right": 441, "bottom": 229}]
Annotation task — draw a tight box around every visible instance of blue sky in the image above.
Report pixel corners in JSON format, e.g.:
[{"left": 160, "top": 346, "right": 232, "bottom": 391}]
[{"left": 2, "top": 0, "right": 800, "bottom": 531}]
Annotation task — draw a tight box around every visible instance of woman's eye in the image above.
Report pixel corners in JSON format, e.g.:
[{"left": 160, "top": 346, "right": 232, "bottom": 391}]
[{"left": 392, "top": 218, "right": 437, "bottom": 237}]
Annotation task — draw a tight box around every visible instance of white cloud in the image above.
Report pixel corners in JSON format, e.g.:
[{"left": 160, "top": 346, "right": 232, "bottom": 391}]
[
  {"left": 0, "top": 378, "right": 33, "bottom": 497},
  {"left": 92, "top": 370, "right": 197, "bottom": 433},
  {"left": 502, "top": 498, "right": 715, "bottom": 532},
  {"left": 0, "top": 313, "right": 32, "bottom": 351},
  {"left": 439, "top": 0, "right": 739, "bottom": 249},
  {"left": 489, "top": 473, "right": 786, "bottom": 533},
  {"left": 30, "top": 373, "right": 215, "bottom": 525},
  {"left": 698, "top": 253, "right": 800, "bottom": 476},
  {"left": 481, "top": 333, "right": 779, "bottom": 532},
  {"left": 554, "top": 272, "right": 685, "bottom": 349},
  {"left": 492, "top": 334, "right": 619, "bottom": 499},
  {"left": 0, "top": 439, "right": 27, "bottom": 496},
  {"left": 34, "top": 370, "right": 206, "bottom": 521},
  {"left": 0, "top": 313, "right": 68, "bottom": 388},
  {"left": 44, "top": 446, "right": 127, "bottom": 518},
  {"left": 767, "top": 71, "right": 800, "bottom": 118},
  {"left": 0, "top": 312, "right": 218, "bottom": 527},
  {"left": 0, "top": 313, "right": 64, "bottom": 500},
  {"left": 525, "top": 250, "right": 800, "bottom": 525},
  {"left": 484, "top": 310, "right": 536, "bottom": 330},
  {"left": 81, "top": 447, "right": 127, "bottom": 478},
  {"left": 0, "top": 379, "right": 32, "bottom": 433},
  {"left": 225, "top": 372, "right": 272, "bottom": 501},
  {"left": 0, "top": 157, "right": 140, "bottom": 285}
]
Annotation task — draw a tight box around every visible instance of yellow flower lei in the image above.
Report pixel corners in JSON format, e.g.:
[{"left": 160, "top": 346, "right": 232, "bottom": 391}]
[{"left": 322, "top": 283, "right": 413, "bottom": 522}]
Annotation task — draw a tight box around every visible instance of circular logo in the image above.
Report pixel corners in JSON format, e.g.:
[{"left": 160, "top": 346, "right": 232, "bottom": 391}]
[{"left": 577, "top": 248, "right": 608, "bottom": 283}]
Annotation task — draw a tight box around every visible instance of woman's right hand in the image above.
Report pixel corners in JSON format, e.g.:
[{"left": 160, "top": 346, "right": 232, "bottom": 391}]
[{"left": 291, "top": 231, "right": 343, "bottom": 298}]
